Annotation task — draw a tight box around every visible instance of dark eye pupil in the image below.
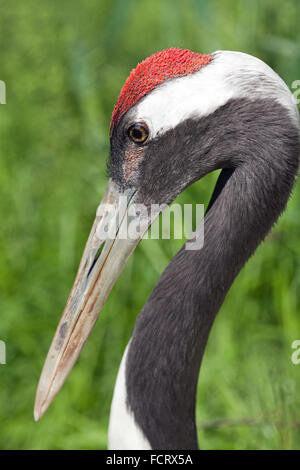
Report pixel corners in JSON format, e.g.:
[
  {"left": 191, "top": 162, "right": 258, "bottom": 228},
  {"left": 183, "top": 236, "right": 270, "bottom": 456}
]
[
  {"left": 132, "top": 128, "right": 143, "bottom": 140},
  {"left": 128, "top": 123, "right": 148, "bottom": 143}
]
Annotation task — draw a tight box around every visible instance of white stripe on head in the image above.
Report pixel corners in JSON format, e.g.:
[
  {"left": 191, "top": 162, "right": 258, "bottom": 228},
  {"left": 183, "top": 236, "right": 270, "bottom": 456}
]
[{"left": 125, "top": 51, "right": 299, "bottom": 139}]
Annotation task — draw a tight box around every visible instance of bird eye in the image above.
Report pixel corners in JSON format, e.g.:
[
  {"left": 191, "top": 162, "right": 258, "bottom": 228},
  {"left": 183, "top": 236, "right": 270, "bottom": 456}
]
[{"left": 127, "top": 123, "right": 149, "bottom": 144}]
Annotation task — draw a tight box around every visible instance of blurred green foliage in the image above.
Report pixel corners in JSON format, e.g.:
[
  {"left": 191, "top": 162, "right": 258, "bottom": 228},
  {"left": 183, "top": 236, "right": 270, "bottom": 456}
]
[{"left": 1, "top": 0, "right": 300, "bottom": 450}]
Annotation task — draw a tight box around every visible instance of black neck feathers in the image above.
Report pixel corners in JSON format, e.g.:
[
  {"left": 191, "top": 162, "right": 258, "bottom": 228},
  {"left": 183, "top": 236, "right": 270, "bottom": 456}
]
[{"left": 125, "top": 98, "right": 300, "bottom": 449}]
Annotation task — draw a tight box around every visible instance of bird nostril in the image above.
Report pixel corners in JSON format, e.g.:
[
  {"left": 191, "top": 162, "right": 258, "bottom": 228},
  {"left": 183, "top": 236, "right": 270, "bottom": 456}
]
[{"left": 87, "top": 244, "right": 105, "bottom": 278}]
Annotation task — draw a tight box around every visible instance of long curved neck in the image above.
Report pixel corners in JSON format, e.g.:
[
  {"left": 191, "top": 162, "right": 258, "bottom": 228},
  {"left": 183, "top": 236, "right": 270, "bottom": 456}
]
[{"left": 124, "top": 101, "right": 300, "bottom": 450}]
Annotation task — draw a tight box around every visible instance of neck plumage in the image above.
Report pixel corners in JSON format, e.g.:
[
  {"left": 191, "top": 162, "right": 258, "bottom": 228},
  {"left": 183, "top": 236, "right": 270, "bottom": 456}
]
[{"left": 122, "top": 101, "right": 300, "bottom": 450}]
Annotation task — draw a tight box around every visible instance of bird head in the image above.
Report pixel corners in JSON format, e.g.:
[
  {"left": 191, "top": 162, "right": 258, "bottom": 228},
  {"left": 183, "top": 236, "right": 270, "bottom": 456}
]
[{"left": 34, "top": 48, "right": 299, "bottom": 421}]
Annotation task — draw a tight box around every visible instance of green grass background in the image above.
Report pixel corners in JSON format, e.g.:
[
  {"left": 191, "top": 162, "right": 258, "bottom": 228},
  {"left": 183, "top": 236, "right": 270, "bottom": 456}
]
[{"left": 1, "top": 0, "right": 300, "bottom": 450}]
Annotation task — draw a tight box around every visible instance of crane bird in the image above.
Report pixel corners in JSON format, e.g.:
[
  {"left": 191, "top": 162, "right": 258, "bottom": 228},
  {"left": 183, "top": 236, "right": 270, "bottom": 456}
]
[{"left": 34, "top": 48, "right": 300, "bottom": 450}]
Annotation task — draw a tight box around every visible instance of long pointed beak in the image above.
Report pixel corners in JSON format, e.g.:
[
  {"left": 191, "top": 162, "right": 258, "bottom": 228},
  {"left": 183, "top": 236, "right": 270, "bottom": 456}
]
[{"left": 34, "top": 179, "right": 154, "bottom": 421}]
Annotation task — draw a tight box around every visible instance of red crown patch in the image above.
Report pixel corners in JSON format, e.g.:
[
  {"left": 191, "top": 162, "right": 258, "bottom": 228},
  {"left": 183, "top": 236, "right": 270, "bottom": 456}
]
[{"left": 110, "top": 48, "right": 212, "bottom": 135}]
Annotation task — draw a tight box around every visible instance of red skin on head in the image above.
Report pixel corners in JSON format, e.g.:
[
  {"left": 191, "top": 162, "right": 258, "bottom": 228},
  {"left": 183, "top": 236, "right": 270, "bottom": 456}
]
[
  {"left": 110, "top": 48, "right": 212, "bottom": 136},
  {"left": 123, "top": 145, "right": 143, "bottom": 182}
]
